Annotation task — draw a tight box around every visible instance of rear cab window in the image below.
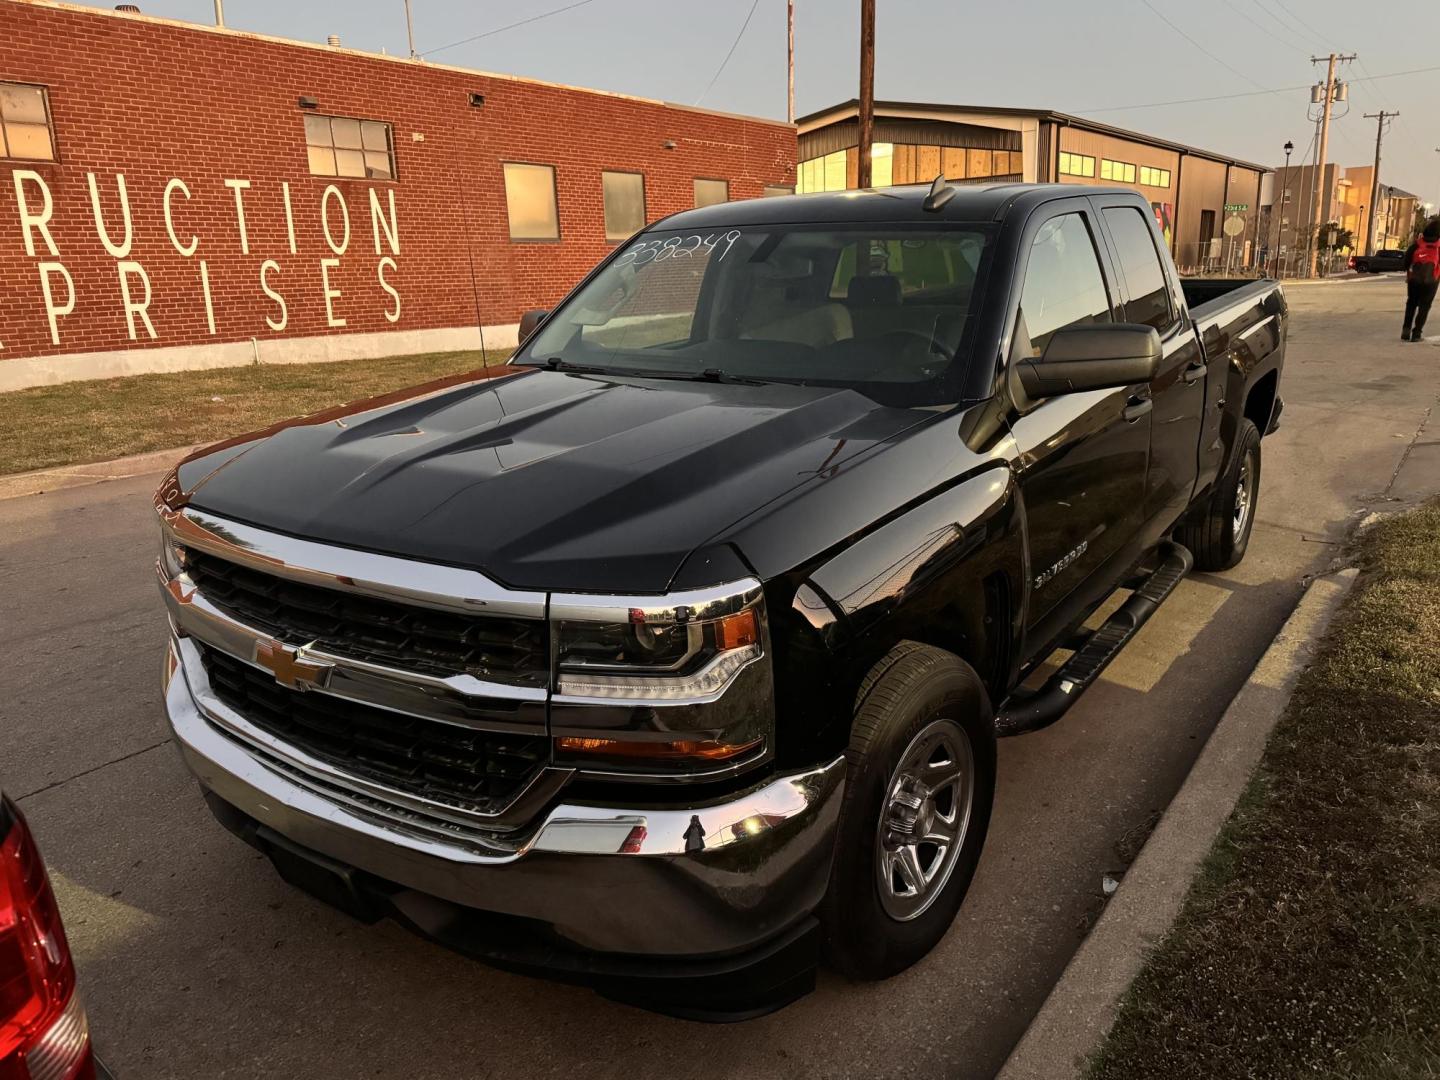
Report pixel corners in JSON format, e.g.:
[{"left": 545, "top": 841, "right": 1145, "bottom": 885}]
[{"left": 1101, "top": 205, "right": 1176, "bottom": 333}]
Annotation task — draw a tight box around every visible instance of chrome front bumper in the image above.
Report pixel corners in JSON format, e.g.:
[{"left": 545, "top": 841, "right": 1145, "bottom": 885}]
[{"left": 164, "top": 636, "right": 845, "bottom": 957}]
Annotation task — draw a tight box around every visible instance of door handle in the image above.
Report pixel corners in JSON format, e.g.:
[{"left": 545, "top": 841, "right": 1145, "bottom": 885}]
[
  {"left": 1123, "top": 395, "right": 1153, "bottom": 423},
  {"left": 1182, "top": 360, "right": 1206, "bottom": 385}
]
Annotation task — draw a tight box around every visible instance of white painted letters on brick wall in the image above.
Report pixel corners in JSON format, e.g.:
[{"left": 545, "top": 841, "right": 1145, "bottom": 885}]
[
  {"left": 164, "top": 178, "right": 199, "bottom": 257},
  {"left": 37, "top": 262, "right": 74, "bottom": 345},
  {"left": 6, "top": 171, "right": 403, "bottom": 348},
  {"left": 260, "top": 260, "right": 288, "bottom": 331},
  {"left": 14, "top": 171, "right": 60, "bottom": 258}
]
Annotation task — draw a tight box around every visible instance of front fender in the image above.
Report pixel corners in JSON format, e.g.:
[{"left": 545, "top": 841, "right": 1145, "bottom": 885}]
[{"left": 769, "top": 467, "right": 1026, "bottom": 765}]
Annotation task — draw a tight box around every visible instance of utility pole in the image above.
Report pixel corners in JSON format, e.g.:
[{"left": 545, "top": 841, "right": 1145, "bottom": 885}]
[
  {"left": 213, "top": 0, "right": 224, "bottom": 26},
  {"left": 786, "top": 0, "right": 795, "bottom": 124},
  {"left": 1362, "top": 110, "right": 1396, "bottom": 255},
  {"left": 856, "top": 0, "right": 875, "bottom": 188},
  {"left": 1308, "top": 53, "right": 1355, "bottom": 276},
  {"left": 404, "top": 0, "right": 417, "bottom": 58},
  {"left": 1305, "top": 108, "right": 1321, "bottom": 271}
]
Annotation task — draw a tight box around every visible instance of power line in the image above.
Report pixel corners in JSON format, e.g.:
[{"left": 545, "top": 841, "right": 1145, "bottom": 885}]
[
  {"left": 1265, "top": 0, "right": 1325, "bottom": 44},
  {"left": 1253, "top": 0, "right": 1324, "bottom": 48},
  {"left": 695, "top": 0, "right": 762, "bottom": 105},
  {"left": 1220, "top": 0, "right": 1308, "bottom": 57},
  {"left": 1078, "top": 61, "right": 1440, "bottom": 116},
  {"left": 1079, "top": 83, "right": 1310, "bottom": 114},
  {"left": 1138, "top": 0, "right": 1271, "bottom": 91},
  {"left": 421, "top": 0, "right": 604, "bottom": 58}
]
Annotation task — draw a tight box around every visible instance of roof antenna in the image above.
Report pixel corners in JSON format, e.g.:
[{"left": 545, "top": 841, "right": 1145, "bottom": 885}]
[{"left": 922, "top": 173, "right": 957, "bottom": 213}]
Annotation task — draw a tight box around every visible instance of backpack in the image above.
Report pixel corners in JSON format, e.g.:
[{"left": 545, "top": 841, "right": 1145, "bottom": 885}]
[{"left": 1409, "top": 237, "right": 1440, "bottom": 284}]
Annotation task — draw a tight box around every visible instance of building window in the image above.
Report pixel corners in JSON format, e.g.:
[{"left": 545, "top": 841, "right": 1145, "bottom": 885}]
[
  {"left": 305, "top": 114, "right": 394, "bottom": 179},
  {"left": 1058, "top": 152, "right": 1096, "bottom": 178},
  {"left": 798, "top": 152, "right": 848, "bottom": 193},
  {"left": 763, "top": 185, "right": 795, "bottom": 197},
  {"left": 1100, "top": 159, "right": 1137, "bottom": 184},
  {"left": 0, "top": 82, "right": 56, "bottom": 161},
  {"left": 1139, "top": 165, "right": 1172, "bottom": 188},
  {"left": 694, "top": 178, "right": 729, "bottom": 207},
  {"left": 602, "top": 170, "right": 645, "bottom": 241},
  {"left": 870, "top": 143, "right": 893, "bottom": 187},
  {"left": 503, "top": 162, "right": 560, "bottom": 240}
]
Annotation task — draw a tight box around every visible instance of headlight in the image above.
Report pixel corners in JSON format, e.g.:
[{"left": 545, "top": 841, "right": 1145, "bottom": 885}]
[
  {"left": 550, "top": 583, "right": 773, "bottom": 775},
  {"left": 554, "top": 599, "right": 762, "bottom": 701}
]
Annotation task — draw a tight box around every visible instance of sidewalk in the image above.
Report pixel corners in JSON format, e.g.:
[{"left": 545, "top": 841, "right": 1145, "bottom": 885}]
[{"left": 0, "top": 444, "right": 198, "bottom": 501}]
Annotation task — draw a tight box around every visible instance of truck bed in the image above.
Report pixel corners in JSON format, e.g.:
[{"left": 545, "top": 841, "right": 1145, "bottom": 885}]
[{"left": 1181, "top": 277, "right": 1277, "bottom": 322}]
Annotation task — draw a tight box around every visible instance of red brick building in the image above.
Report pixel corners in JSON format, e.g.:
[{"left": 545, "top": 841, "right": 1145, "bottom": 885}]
[{"left": 0, "top": 0, "right": 796, "bottom": 389}]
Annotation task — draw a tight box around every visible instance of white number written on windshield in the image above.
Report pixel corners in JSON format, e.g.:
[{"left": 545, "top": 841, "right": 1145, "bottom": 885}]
[{"left": 615, "top": 230, "right": 743, "bottom": 269}]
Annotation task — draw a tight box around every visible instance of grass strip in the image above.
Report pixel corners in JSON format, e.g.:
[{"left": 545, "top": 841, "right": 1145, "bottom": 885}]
[
  {"left": 1089, "top": 501, "right": 1440, "bottom": 1079},
  {"left": 0, "top": 349, "right": 509, "bottom": 476}
]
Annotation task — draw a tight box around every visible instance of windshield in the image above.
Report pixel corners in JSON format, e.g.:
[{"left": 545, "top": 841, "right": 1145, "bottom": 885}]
[{"left": 517, "top": 223, "right": 994, "bottom": 406}]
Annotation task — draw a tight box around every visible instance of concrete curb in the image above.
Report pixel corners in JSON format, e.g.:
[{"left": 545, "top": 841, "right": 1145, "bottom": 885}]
[
  {"left": 1280, "top": 272, "right": 1396, "bottom": 287},
  {"left": 996, "top": 566, "right": 1360, "bottom": 1080},
  {"left": 0, "top": 444, "right": 198, "bottom": 501}
]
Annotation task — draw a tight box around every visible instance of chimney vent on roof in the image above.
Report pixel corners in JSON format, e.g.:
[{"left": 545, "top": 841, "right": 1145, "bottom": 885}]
[
  {"left": 327, "top": 34, "right": 342, "bottom": 47},
  {"left": 115, "top": 4, "right": 141, "bottom": 11}
]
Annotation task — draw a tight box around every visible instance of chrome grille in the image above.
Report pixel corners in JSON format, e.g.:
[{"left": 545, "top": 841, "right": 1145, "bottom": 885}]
[
  {"left": 199, "top": 644, "right": 547, "bottom": 815},
  {"left": 184, "top": 549, "right": 547, "bottom": 687}
]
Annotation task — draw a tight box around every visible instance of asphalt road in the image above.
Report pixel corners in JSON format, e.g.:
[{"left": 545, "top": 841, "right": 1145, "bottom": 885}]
[{"left": 3, "top": 278, "right": 1437, "bottom": 1080}]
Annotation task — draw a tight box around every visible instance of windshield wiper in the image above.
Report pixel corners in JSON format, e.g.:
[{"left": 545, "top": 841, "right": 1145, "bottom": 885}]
[
  {"left": 613, "top": 367, "right": 771, "bottom": 386},
  {"left": 698, "top": 368, "right": 770, "bottom": 386},
  {"left": 524, "top": 358, "right": 771, "bottom": 386},
  {"left": 517, "top": 357, "right": 613, "bottom": 375}
]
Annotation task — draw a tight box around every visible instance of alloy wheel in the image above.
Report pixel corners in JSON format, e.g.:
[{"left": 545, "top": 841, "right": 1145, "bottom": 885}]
[
  {"left": 875, "top": 718, "right": 975, "bottom": 921},
  {"left": 1233, "top": 450, "right": 1257, "bottom": 540}
]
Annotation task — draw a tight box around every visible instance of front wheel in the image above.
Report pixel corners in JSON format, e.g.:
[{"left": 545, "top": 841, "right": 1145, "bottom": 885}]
[
  {"left": 821, "top": 643, "right": 996, "bottom": 980},
  {"left": 1176, "top": 418, "right": 1261, "bottom": 571}
]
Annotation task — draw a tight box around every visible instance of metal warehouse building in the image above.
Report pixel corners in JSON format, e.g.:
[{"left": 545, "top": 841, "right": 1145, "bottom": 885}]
[{"left": 798, "top": 100, "right": 1267, "bottom": 276}]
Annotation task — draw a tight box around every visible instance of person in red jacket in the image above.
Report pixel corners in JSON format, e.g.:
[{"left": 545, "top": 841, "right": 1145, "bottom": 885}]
[{"left": 1402, "top": 218, "right": 1440, "bottom": 341}]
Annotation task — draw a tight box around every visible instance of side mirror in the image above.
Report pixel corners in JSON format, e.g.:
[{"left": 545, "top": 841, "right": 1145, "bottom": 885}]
[
  {"left": 1015, "top": 323, "right": 1162, "bottom": 399},
  {"left": 518, "top": 309, "right": 550, "bottom": 344}
]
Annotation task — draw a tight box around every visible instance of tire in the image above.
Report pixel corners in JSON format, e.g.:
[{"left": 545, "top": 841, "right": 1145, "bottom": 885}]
[
  {"left": 1176, "top": 418, "right": 1261, "bottom": 572},
  {"left": 821, "top": 643, "right": 996, "bottom": 981}
]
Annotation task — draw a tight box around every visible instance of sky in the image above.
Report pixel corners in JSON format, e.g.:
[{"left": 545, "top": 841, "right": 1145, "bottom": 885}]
[{"left": 67, "top": 0, "right": 1440, "bottom": 205}]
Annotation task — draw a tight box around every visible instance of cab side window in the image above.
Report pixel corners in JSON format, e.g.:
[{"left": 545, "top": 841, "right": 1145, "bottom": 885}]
[
  {"left": 1016, "top": 213, "right": 1113, "bottom": 357},
  {"left": 1102, "top": 206, "right": 1174, "bottom": 332}
]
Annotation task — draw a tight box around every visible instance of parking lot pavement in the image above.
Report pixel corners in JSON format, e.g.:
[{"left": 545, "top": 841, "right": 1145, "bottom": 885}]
[{"left": 3, "top": 279, "right": 1437, "bottom": 1080}]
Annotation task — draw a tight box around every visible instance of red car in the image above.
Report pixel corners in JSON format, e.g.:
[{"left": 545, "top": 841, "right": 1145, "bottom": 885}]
[{"left": 1, "top": 794, "right": 105, "bottom": 1080}]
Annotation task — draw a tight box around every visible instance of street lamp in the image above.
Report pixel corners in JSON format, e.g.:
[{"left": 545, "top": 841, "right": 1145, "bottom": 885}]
[{"left": 1274, "top": 140, "right": 1294, "bottom": 278}]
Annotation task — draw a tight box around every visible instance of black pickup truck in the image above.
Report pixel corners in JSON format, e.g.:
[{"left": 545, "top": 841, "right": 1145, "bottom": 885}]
[{"left": 155, "top": 180, "right": 1284, "bottom": 1019}]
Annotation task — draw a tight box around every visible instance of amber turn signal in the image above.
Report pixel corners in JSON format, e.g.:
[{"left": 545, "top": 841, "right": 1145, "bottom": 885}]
[
  {"left": 714, "top": 608, "right": 759, "bottom": 651},
  {"left": 556, "top": 735, "right": 763, "bottom": 761}
]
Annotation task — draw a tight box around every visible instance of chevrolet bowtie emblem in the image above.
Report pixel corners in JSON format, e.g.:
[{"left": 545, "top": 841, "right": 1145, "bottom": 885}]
[{"left": 254, "top": 639, "right": 333, "bottom": 691}]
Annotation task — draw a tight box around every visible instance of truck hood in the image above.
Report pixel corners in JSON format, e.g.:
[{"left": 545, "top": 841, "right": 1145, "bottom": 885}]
[{"left": 178, "top": 366, "right": 927, "bottom": 593}]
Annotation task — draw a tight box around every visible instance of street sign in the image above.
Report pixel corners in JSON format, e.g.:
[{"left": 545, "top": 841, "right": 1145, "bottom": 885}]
[
  {"left": 1223, "top": 214, "right": 1246, "bottom": 237},
  {"left": 1224, "top": 203, "right": 1249, "bottom": 212}
]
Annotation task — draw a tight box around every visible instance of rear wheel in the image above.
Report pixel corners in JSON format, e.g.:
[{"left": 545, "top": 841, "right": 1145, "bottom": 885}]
[
  {"left": 1176, "top": 418, "right": 1261, "bottom": 571},
  {"left": 822, "top": 643, "right": 996, "bottom": 980}
]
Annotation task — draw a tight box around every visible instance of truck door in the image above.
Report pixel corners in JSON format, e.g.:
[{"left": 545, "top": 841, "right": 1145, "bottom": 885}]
[
  {"left": 1006, "top": 202, "right": 1152, "bottom": 641},
  {"left": 1094, "top": 197, "right": 1206, "bottom": 540}
]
